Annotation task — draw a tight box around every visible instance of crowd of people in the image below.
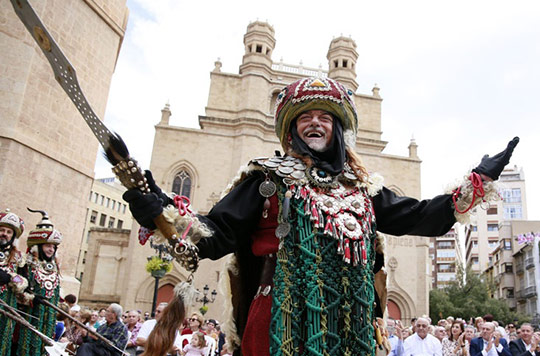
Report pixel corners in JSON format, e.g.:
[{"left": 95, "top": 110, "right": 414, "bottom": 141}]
[{"left": 381, "top": 314, "right": 539, "bottom": 356}]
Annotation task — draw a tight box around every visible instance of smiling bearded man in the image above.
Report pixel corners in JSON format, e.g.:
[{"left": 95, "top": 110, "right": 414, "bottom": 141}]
[{"left": 123, "top": 76, "right": 519, "bottom": 356}]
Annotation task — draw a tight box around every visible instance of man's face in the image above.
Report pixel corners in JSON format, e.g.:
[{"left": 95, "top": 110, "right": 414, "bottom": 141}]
[
  {"left": 105, "top": 306, "right": 117, "bottom": 324},
  {"left": 435, "top": 327, "right": 447, "bottom": 340},
  {"left": 42, "top": 243, "right": 56, "bottom": 259},
  {"left": 155, "top": 305, "right": 165, "bottom": 321},
  {"left": 295, "top": 110, "right": 334, "bottom": 152},
  {"left": 206, "top": 321, "right": 215, "bottom": 331},
  {"left": 481, "top": 323, "right": 495, "bottom": 341},
  {"left": 415, "top": 318, "right": 430, "bottom": 339},
  {"left": 465, "top": 328, "right": 475, "bottom": 340},
  {"left": 520, "top": 325, "right": 533, "bottom": 343},
  {"left": 0, "top": 226, "right": 14, "bottom": 246},
  {"left": 127, "top": 311, "right": 139, "bottom": 326}
]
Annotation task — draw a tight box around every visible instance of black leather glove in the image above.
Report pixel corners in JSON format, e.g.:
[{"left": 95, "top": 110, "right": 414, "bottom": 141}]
[
  {"left": 122, "top": 170, "right": 172, "bottom": 230},
  {"left": 473, "top": 137, "right": 519, "bottom": 180},
  {"left": 0, "top": 269, "right": 10, "bottom": 286},
  {"left": 144, "top": 170, "right": 173, "bottom": 206}
]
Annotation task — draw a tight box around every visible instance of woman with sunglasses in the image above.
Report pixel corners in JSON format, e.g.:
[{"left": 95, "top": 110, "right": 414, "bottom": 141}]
[{"left": 181, "top": 313, "right": 205, "bottom": 347}]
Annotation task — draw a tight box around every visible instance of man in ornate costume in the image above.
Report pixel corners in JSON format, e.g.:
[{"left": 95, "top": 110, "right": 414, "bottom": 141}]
[
  {"left": 16, "top": 209, "right": 62, "bottom": 356},
  {"left": 124, "top": 77, "right": 519, "bottom": 356},
  {"left": 0, "top": 210, "right": 27, "bottom": 356}
]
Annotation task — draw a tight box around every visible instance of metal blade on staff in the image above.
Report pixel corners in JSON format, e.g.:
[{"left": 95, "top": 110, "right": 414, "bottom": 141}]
[{"left": 10, "top": 0, "right": 198, "bottom": 271}]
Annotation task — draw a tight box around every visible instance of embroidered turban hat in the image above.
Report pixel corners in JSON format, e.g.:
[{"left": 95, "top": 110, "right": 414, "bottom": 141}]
[
  {"left": 0, "top": 210, "right": 24, "bottom": 239},
  {"left": 26, "top": 209, "right": 62, "bottom": 249},
  {"left": 274, "top": 77, "right": 358, "bottom": 149}
]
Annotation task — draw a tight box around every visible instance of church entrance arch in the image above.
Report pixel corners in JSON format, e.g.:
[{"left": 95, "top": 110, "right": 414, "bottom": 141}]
[{"left": 157, "top": 283, "right": 175, "bottom": 304}]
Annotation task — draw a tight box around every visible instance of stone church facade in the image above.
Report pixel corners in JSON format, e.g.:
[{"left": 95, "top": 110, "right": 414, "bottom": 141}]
[{"left": 111, "top": 21, "right": 432, "bottom": 322}]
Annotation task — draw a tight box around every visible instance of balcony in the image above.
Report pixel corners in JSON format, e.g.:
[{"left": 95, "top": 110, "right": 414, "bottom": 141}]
[
  {"left": 525, "top": 257, "right": 535, "bottom": 270},
  {"left": 515, "top": 263, "right": 524, "bottom": 274},
  {"left": 524, "top": 286, "right": 537, "bottom": 298}
]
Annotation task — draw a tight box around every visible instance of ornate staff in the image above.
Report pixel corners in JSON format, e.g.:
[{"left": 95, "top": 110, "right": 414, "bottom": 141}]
[{"left": 9, "top": 0, "right": 199, "bottom": 271}]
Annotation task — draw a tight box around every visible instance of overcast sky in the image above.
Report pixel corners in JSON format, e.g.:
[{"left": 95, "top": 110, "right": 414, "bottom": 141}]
[{"left": 95, "top": 0, "right": 540, "bottom": 220}]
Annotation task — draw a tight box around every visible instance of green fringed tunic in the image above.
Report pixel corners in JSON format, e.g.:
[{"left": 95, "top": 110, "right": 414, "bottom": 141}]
[
  {"left": 196, "top": 158, "right": 456, "bottom": 356},
  {"left": 17, "top": 255, "right": 61, "bottom": 356},
  {"left": 0, "top": 250, "right": 25, "bottom": 356}
]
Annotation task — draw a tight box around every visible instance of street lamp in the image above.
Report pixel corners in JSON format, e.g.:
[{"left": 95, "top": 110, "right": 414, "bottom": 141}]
[
  {"left": 148, "top": 240, "right": 173, "bottom": 317},
  {"left": 196, "top": 284, "right": 217, "bottom": 314}
]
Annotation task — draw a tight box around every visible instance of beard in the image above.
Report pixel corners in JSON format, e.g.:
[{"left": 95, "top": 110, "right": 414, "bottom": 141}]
[{"left": 305, "top": 139, "right": 330, "bottom": 152}]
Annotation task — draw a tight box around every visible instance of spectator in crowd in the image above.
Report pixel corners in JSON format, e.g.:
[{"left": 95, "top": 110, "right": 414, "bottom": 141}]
[
  {"left": 404, "top": 317, "right": 442, "bottom": 356},
  {"left": 475, "top": 318, "right": 485, "bottom": 336},
  {"left": 65, "top": 294, "right": 81, "bottom": 312},
  {"left": 465, "top": 326, "right": 476, "bottom": 345},
  {"left": 136, "top": 302, "right": 174, "bottom": 354},
  {"left": 76, "top": 303, "right": 128, "bottom": 356},
  {"left": 54, "top": 302, "right": 70, "bottom": 341},
  {"left": 509, "top": 324, "right": 540, "bottom": 356},
  {"left": 388, "top": 318, "right": 404, "bottom": 356},
  {"left": 216, "top": 324, "right": 227, "bottom": 356},
  {"left": 402, "top": 328, "right": 413, "bottom": 340},
  {"left": 182, "top": 331, "right": 207, "bottom": 356},
  {"left": 470, "top": 322, "right": 511, "bottom": 356},
  {"left": 89, "top": 310, "right": 100, "bottom": 329},
  {"left": 181, "top": 312, "right": 205, "bottom": 347},
  {"left": 443, "top": 321, "right": 469, "bottom": 356},
  {"left": 435, "top": 326, "right": 448, "bottom": 343},
  {"left": 205, "top": 319, "right": 219, "bottom": 341},
  {"left": 96, "top": 308, "right": 107, "bottom": 327},
  {"left": 144, "top": 312, "right": 150, "bottom": 321},
  {"left": 61, "top": 309, "right": 92, "bottom": 353},
  {"left": 484, "top": 315, "right": 508, "bottom": 341},
  {"left": 125, "top": 310, "right": 143, "bottom": 356}
]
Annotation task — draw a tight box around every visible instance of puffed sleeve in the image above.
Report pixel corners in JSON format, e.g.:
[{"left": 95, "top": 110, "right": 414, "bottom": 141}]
[
  {"left": 196, "top": 171, "right": 266, "bottom": 260},
  {"left": 372, "top": 187, "right": 456, "bottom": 237}
]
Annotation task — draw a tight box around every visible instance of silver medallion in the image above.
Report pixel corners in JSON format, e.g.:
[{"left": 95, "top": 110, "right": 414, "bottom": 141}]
[
  {"left": 293, "top": 163, "right": 306, "bottom": 170},
  {"left": 278, "top": 166, "right": 294, "bottom": 175},
  {"left": 280, "top": 160, "right": 295, "bottom": 167},
  {"left": 259, "top": 180, "right": 276, "bottom": 197},
  {"left": 291, "top": 170, "right": 306, "bottom": 179},
  {"left": 269, "top": 157, "right": 283, "bottom": 163},
  {"left": 275, "top": 222, "right": 291, "bottom": 239},
  {"left": 263, "top": 161, "right": 280, "bottom": 169}
]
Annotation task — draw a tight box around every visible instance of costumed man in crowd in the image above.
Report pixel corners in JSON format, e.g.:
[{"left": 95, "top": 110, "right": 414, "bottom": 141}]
[
  {"left": 0, "top": 210, "right": 27, "bottom": 356},
  {"left": 124, "top": 77, "right": 520, "bottom": 356},
  {"left": 16, "top": 209, "right": 62, "bottom": 356}
]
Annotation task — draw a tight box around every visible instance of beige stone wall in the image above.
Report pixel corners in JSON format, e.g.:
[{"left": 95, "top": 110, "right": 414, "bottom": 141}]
[{"left": 0, "top": 0, "right": 128, "bottom": 295}]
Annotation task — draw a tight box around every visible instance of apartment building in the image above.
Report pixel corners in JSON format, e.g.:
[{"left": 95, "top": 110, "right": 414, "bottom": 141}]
[
  {"left": 75, "top": 178, "right": 132, "bottom": 280},
  {"left": 430, "top": 226, "right": 464, "bottom": 288},
  {"left": 464, "top": 166, "right": 527, "bottom": 273}
]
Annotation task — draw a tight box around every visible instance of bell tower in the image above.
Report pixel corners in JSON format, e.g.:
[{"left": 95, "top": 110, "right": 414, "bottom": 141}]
[
  {"left": 327, "top": 36, "right": 359, "bottom": 91},
  {"left": 239, "top": 21, "right": 275, "bottom": 75}
]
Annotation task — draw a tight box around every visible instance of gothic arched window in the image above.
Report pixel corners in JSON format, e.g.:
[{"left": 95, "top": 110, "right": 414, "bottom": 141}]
[{"left": 172, "top": 170, "right": 192, "bottom": 198}]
